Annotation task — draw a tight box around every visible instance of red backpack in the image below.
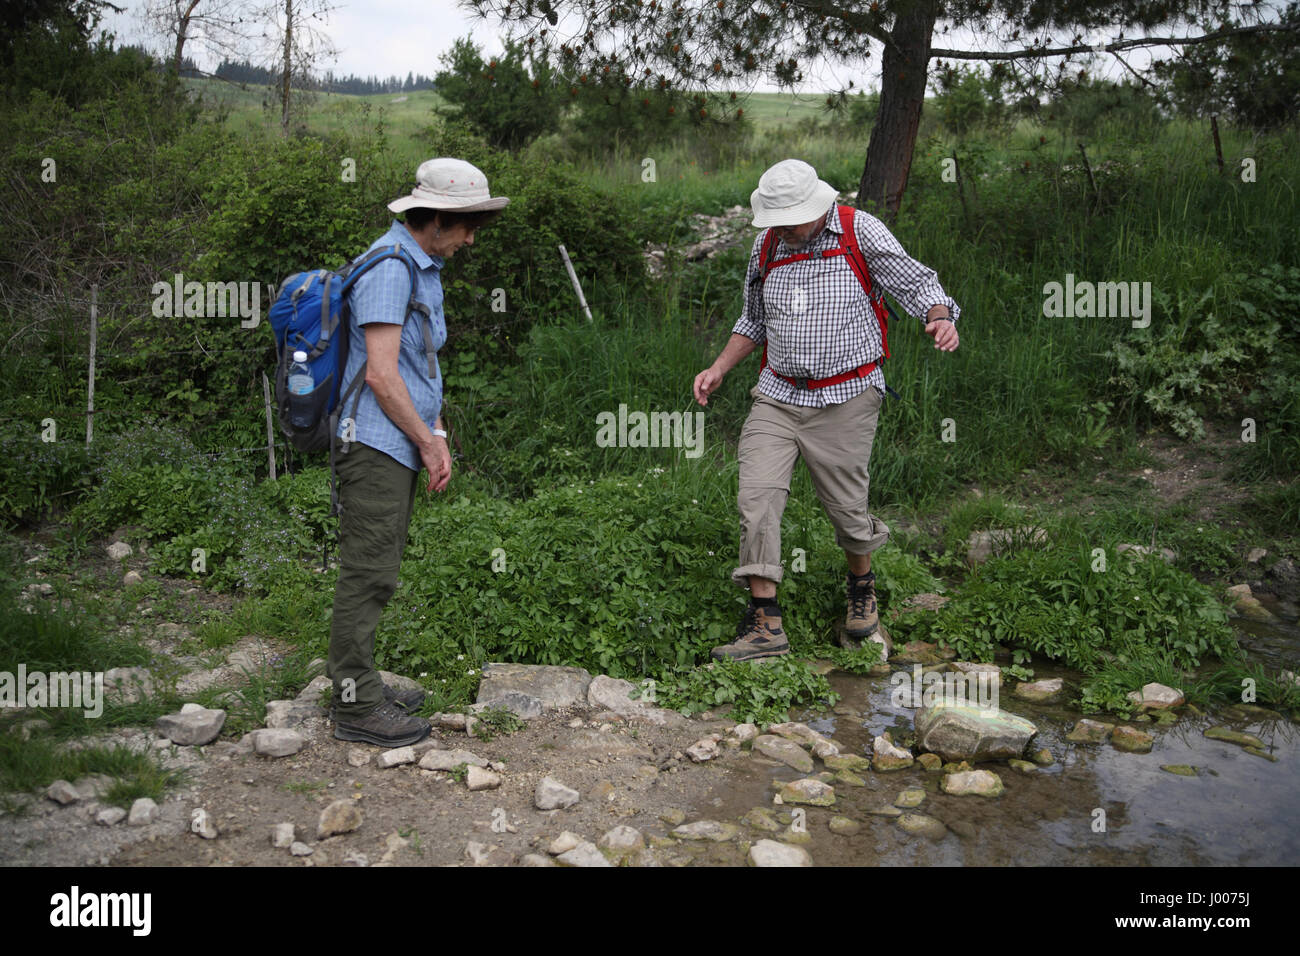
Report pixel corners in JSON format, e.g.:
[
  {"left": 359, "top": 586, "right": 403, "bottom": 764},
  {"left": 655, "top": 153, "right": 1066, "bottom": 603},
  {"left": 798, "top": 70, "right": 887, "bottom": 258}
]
[{"left": 755, "top": 203, "right": 893, "bottom": 390}]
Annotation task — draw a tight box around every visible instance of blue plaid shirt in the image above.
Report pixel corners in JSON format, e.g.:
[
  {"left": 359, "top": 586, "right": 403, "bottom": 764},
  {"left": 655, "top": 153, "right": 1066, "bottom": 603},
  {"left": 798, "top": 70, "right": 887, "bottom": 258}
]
[{"left": 336, "top": 220, "right": 446, "bottom": 470}]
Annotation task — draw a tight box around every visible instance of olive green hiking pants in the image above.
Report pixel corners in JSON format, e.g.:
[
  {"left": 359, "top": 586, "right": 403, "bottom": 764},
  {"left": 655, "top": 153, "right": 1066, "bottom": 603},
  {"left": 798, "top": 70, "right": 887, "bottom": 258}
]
[{"left": 327, "top": 442, "right": 417, "bottom": 718}]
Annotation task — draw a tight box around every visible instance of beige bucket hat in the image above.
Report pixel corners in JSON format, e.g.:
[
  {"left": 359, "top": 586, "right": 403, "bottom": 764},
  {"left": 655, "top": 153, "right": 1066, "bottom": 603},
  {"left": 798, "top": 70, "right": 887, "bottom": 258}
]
[
  {"left": 388, "top": 157, "right": 510, "bottom": 214},
  {"left": 750, "top": 158, "right": 838, "bottom": 227}
]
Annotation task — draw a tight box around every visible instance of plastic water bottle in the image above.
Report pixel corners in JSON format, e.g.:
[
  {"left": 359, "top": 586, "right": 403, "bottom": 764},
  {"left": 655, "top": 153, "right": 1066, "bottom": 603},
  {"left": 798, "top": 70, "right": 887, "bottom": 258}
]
[{"left": 288, "top": 350, "right": 313, "bottom": 395}]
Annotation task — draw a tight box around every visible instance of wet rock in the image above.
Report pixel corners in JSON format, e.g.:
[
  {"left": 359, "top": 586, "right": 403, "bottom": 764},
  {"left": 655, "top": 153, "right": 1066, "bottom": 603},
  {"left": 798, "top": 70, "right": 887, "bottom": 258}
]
[
  {"left": 951, "top": 661, "right": 1003, "bottom": 687},
  {"left": 948, "top": 820, "right": 977, "bottom": 840},
  {"left": 778, "top": 778, "right": 836, "bottom": 807},
  {"left": 1008, "top": 759, "right": 1038, "bottom": 773},
  {"left": 917, "top": 753, "right": 943, "bottom": 771},
  {"left": 914, "top": 703, "right": 1037, "bottom": 762},
  {"left": 896, "top": 813, "right": 948, "bottom": 840},
  {"left": 768, "top": 722, "right": 825, "bottom": 746},
  {"left": 967, "top": 526, "right": 1047, "bottom": 564},
  {"left": 741, "top": 807, "right": 782, "bottom": 832},
  {"left": 1244, "top": 747, "right": 1277, "bottom": 762},
  {"left": 1066, "top": 719, "right": 1114, "bottom": 743},
  {"left": 466, "top": 766, "right": 501, "bottom": 791},
  {"left": 749, "top": 839, "right": 813, "bottom": 867},
  {"left": 823, "top": 754, "right": 872, "bottom": 773},
  {"left": 317, "top": 800, "right": 363, "bottom": 839},
  {"left": 248, "top": 728, "right": 307, "bottom": 757},
  {"left": 535, "top": 777, "right": 580, "bottom": 810},
  {"left": 1126, "top": 682, "right": 1184, "bottom": 711},
  {"left": 1111, "top": 726, "right": 1154, "bottom": 753},
  {"left": 872, "top": 734, "right": 915, "bottom": 771},
  {"left": 127, "top": 798, "right": 160, "bottom": 825},
  {"left": 1013, "top": 678, "right": 1063, "bottom": 702},
  {"left": 375, "top": 746, "right": 415, "bottom": 769},
  {"left": 155, "top": 707, "right": 225, "bottom": 746},
  {"left": 672, "top": 820, "right": 741, "bottom": 842},
  {"left": 941, "top": 769, "right": 1004, "bottom": 797},
  {"left": 474, "top": 662, "right": 593, "bottom": 711},
  {"left": 419, "top": 749, "right": 488, "bottom": 771},
  {"left": 272, "top": 823, "right": 296, "bottom": 848},
  {"left": 895, "top": 788, "right": 926, "bottom": 808},
  {"left": 779, "top": 825, "right": 812, "bottom": 845},
  {"left": 1204, "top": 726, "right": 1264, "bottom": 749},
  {"left": 893, "top": 640, "right": 946, "bottom": 665},
  {"left": 1161, "top": 764, "right": 1197, "bottom": 776},
  {"left": 597, "top": 825, "right": 645, "bottom": 853},
  {"left": 96, "top": 806, "right": 127, "bottom": 826},
  {"left": 834, "top": 770, "right": 867, "bottom": 787},
  {"left": 46, "top": 780, "right": 81, "bottom": 805},
  {"left": 753, "top": 734, "right": 815, "bottom": 773},
  {"left": 868, "top": 805, "right": 903, "bottom": 817},
  {"left": 685, "top": 735, "right": 722, "bottom": 762},
  {"left": 1031, "top": 748, "right": 1055, "bottom": 766},
  {"left": 1226, "top": 584, "right": 1273, "bottom": 621},
  {"left": 828, "top": 815, "right": 861, "bottom": 836}
]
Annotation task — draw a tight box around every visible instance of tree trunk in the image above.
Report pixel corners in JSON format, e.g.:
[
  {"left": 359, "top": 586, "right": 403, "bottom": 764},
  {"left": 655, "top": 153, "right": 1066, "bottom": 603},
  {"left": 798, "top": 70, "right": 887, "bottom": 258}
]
[
  {"left": 280, "top": 0, "right": 293, "bottom": 135},
  {"left": 857, "top": 0, "right": 937, "bottom": 219},
  {"left": 172, "top": 0, "right": 202, "bottom": 76}
]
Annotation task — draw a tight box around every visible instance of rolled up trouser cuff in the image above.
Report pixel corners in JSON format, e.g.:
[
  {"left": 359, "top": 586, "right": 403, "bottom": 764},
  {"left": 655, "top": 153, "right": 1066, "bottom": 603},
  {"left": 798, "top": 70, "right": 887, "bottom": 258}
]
[
  {"left": 828, "top": 511, "right": 891, "bottom": 556},
  {"left": 731, "top": 562, "right": 786, "bottom": 589}
]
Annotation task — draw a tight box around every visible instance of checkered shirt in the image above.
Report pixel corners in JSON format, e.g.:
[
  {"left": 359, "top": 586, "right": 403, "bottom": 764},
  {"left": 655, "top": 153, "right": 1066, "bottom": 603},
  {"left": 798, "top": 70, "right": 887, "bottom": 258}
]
[{"left": 732, "top": 204, "right": 960, "bottom": 406}]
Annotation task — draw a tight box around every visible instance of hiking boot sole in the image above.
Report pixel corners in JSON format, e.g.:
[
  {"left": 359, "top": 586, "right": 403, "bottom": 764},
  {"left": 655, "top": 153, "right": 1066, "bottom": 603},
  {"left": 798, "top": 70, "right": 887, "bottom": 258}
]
[
  {"left": 333, "top": 720, "right": 431, "bottom": 748},
  {"left": 710, "top": 642, "right": 790, "bottom": 662}
]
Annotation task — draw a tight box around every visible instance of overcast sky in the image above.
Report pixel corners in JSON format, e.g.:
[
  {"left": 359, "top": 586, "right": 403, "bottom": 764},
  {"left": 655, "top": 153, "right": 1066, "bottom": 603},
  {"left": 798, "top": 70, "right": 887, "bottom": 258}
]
[{"left": 101, "top": 0, "right": 1168, "bottom": 94}]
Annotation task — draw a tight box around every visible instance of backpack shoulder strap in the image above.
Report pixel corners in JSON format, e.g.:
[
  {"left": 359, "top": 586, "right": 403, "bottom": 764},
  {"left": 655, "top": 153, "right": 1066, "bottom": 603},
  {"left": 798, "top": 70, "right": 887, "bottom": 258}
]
[{"left": 835, "top": 204, "right": 891, "bottom": 360}]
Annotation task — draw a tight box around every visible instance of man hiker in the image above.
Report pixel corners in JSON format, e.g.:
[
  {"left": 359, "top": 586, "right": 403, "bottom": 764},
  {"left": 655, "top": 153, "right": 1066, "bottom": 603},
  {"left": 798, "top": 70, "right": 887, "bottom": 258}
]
[
  {"left": 692, "top": 158, "right": 960, "bottom": 662},
  {"left": 329, "top": 158, "right": 508, "bottom": 747}
]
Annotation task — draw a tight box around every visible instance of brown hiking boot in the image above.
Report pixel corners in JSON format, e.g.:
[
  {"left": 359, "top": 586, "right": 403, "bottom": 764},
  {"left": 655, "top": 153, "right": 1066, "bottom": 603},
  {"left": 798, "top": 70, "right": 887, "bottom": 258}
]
[
  {"left": 711, "top": 603, "right": 789, "bottom": 661},
  {"left": 842, "top": 571, "right": 880, "bottom": 648},
  {"left": 333, "top": 700, "right": 431, "bottom": 748}
]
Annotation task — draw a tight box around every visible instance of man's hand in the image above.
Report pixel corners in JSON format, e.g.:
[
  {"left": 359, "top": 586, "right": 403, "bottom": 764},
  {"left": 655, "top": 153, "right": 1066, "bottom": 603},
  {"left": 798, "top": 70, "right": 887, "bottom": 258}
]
[
  {"left": 924, "top": 319, "right": 959, "bottom": 352},
  {"left": 693, "top": 366, "right": 724, "bottom": 406},
  {"left": 421, "top": 436, "right": 452, "bottom": 493}
]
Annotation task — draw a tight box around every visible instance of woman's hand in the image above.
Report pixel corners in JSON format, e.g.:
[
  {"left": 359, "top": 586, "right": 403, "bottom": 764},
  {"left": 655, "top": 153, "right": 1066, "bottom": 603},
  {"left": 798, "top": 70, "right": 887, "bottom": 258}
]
[{"left": 421, "top": 436, "right": 452, "bottom": 492}]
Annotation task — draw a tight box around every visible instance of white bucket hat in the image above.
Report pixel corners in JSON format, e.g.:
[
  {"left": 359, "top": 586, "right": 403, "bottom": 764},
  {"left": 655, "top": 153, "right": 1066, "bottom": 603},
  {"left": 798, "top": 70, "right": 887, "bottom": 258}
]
[
  {"left": 750, "top": 159, "right": 838, "bottom": 227},
  {"left": 388, "top": 157, "right": 510, "bottom": 214}
]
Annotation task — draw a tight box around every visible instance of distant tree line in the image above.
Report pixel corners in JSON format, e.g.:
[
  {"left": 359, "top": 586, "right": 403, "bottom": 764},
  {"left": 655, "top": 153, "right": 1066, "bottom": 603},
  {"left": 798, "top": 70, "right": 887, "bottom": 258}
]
[{"left": 190, "top": 57, "right": 436, "bottom": 95}]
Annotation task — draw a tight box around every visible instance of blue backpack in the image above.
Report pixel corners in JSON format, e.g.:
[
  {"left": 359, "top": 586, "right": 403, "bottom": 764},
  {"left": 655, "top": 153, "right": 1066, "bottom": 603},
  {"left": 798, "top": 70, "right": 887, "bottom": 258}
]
[{"left": 268, "top": 244, "right": 437, "bottom": 513}]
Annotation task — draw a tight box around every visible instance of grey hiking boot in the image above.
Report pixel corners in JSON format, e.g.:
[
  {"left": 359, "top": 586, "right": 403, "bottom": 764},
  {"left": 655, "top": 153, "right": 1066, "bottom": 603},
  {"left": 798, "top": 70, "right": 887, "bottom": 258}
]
[
  {"left": 711, "top": 603, "right": 789, "bottom": 662},
  {"left": 330, "top": 682, "right": 426, "bottom": 722},
  {"left": 842, "top": 571, "right": 880, "bottom": 646},
  {"left": 333, "top": 700, "right": 431, "bottom": 748}
]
